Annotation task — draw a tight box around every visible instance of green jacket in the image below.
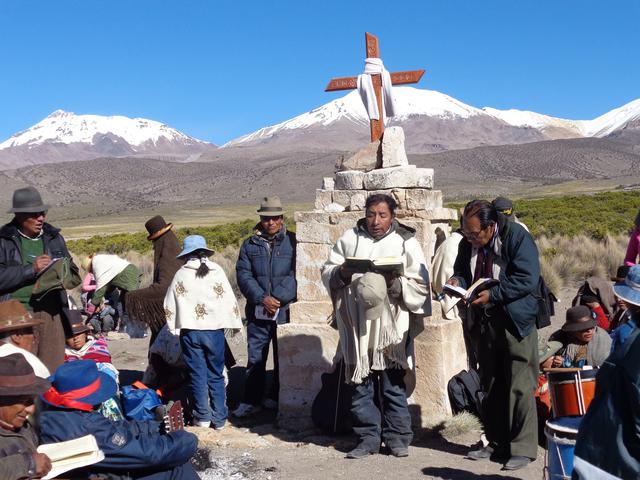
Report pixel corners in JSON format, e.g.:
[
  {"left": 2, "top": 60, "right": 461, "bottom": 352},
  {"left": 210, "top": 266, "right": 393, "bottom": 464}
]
[
  {"left": 92, "top": 264, "right": 140, "bottom": 306},
  {"left": 453, "top": 214, "right": 540, "bottom": 338}
]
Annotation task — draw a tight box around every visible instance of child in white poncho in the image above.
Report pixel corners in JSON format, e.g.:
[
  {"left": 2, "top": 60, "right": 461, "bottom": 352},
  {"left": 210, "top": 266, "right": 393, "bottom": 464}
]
[{"left": 164, "top": 235, "right": 242, "bottom": 430}]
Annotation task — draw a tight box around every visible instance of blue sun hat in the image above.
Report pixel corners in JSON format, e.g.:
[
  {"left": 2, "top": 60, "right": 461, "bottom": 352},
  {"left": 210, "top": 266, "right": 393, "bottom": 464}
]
[
  {"left": 41, "top": 360, "right": 117, "bottom": 411},
  {"left": 177, "top": 235, "right": 215, "bottom": 259},
  {"left": 613, "top": 264, "right": 640, "bottom": 307}
]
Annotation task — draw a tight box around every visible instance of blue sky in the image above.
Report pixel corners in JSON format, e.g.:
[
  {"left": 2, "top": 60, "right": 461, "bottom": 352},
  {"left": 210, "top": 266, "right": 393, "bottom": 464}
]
[{"left": 1, "top": 1, "right": 639, "bottom": 145}]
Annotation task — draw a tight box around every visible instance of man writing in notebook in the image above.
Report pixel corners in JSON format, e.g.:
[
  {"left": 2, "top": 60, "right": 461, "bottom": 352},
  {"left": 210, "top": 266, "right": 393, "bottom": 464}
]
[
  {"left": 448, "top": 199, "right": 540, "bottom": 471},
  {"left": 322, "top": 194, "right": 431, "bottom": 459}
]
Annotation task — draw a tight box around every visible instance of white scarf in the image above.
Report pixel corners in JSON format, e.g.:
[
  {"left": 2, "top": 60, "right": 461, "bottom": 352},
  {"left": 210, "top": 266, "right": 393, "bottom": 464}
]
[{"left": 357, "top": 58, "right": 396, "bottom": 120}]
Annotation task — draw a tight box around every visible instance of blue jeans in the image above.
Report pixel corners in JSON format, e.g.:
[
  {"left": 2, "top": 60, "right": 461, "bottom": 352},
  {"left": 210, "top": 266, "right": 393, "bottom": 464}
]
[
  {"left": 242, "top": 319, "right": 279, "bottom": 406},
  {"left": 351, "top": 368, "right": 413, "bottom": 449},
  {"left": 180, "top": 329, "right": 227, "bottom": 428}
]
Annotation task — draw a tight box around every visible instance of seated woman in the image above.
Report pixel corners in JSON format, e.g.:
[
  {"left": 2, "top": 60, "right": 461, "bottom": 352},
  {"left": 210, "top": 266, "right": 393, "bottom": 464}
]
[
  {"left": 549, "top": 305, "right": 612, "bottom": 368},
  {"left": 64, "top": 312, "right": 122, "bottom": 420},
  {"left": 573, "top": 277, "right": 618, "bottom": 332}
]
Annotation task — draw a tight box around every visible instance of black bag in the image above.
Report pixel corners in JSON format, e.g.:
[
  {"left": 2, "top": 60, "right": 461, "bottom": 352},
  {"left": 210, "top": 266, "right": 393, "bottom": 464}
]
[
  {"left": 534, "top": 276, "right": 557, "bottom": 329},
  {"left": 447, "top": 369, "right": 484, "bottom": 421},
  {"left": 311, "top": 360, "right": 353, "bottom": 434}
]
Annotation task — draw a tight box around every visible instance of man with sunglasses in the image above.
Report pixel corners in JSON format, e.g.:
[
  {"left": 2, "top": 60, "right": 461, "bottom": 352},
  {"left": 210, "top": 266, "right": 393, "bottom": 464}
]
[
  {"left": 0, "top": 187, "right": 78, "bottom": 372},
  {"left": 448, "top": 199, "right": 540, "bottom": 471}
]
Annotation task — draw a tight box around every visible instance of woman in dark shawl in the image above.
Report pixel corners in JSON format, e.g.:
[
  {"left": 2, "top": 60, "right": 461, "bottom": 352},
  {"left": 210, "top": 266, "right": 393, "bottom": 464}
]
[{"left": 126, "top": 216, "right": 183, "bottom": 344}]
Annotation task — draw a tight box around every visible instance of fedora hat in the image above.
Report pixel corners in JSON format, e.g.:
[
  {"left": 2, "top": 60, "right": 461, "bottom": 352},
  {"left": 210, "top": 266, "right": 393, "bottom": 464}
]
[
  {"left": 145, "top": 215, "right": 173, "bottom": 241},
  {"left": 256, "top": 196, "right": 285, "bottom": 217},
  {"left": 613, "top": 264, "right": 640, "bottom": 307},
  {"left": 611, "top": 265, "right": 631, "bottom": 283},
  {"left": 562, "top": 305, "right": 597, "bottom": 332},
  {"left": 538, "top": 340, "right": 563, "bottom": 364},
  {"left": 8, "top": 186, "right": 50, "bottom": 214},
  {"left": 0, "top": 300, "right": 42, "bottom": 333},
  {"left": 177, "top": 235, "right": 214, "bottom": 259},
  {"left": 41, "top": 360, "right": 117, "bottom": 411},
  {"left": 0, "top": 353, "right": 50, "bottom": 397},
  {"left": 66, "top": 310, "right": 90, "bottom": 338}
]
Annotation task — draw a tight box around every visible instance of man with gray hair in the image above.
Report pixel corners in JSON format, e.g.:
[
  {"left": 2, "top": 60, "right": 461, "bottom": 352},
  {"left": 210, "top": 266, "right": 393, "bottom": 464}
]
[
  {"left": 0, "top": 187, "right": 78, "bottom": 371},
  {"left": 322, "top": 193, "right": 431, "bottom": 459}
]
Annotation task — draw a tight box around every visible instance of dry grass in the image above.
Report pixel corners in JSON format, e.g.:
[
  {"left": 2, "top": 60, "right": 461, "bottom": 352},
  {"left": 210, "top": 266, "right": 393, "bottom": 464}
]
[{"left": 538, "top": 233, "right": 627, "bottom": 293}]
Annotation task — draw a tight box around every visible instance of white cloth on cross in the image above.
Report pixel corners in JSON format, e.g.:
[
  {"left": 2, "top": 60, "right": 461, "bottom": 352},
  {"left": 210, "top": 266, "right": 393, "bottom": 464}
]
[{"left": 357, "top": 57, "right": 396, "bottom": 120}]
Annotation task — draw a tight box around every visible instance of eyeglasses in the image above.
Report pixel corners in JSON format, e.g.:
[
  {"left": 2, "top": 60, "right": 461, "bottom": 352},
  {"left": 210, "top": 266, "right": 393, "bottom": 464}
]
[
  {"left": 461, "top": 228, "right": 484, "bottom": 241},
  {"left": 260, "top": 216, "right": 283, "bottom": 223}
]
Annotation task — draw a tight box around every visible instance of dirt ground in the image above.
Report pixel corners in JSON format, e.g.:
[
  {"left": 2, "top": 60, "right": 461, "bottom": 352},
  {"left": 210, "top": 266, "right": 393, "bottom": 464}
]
[{"left": 109, "top": 284, "right": 580, "bottom": 480}]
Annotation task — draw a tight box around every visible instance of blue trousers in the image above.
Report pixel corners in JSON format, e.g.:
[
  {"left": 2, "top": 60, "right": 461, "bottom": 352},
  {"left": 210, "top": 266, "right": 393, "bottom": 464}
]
[
  {"left": 180, "top": 329, "right": 227, "bottom": 428},
  {"left": 351, "top": 368, "right": 413, "bottom": 449},
  {"left": 242, "top": 319, "right": 279, "bottom": 406}
]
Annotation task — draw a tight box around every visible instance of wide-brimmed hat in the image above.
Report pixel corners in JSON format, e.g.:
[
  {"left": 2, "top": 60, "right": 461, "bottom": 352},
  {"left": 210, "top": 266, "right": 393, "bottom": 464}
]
[
  {"left": 41, "top": 360, "right": 117, "bottom": 411},
  {"left": 66, "top": 310, "right": 90, "bottom": 338},
  {"left": 145, "top": 215, "right": 173, "bottom": 241},
  {"left": 8, "top": 186, "right": 50, "bottom": 214},
  {"left": 613, "top": 264, "right": 640, "bottom": 307},
  {"left": 256, "top": 197, "right": 285, "bottom": 217},
  {"left": 177, "top": 235, "right": 214, "bottom": 259},
  {"left": 611, "top": 265, "right": 631, "bottom": 283},
  {"left": 562, "top": 305, "right": 597, "bottom": 332},
  {"left": 0, "top": 353, "right": 51, "bottom": 397},
  {"left": 0, "top": 300, "right": 42, "bottom": 333},
  {"left": 538, "top": 340, "right": 563, "bottom": 364}
]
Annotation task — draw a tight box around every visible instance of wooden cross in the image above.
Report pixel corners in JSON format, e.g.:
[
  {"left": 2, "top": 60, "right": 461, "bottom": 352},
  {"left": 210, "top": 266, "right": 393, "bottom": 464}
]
[{"left": 325, "top": 32, "right": 425, "bottom": 142}]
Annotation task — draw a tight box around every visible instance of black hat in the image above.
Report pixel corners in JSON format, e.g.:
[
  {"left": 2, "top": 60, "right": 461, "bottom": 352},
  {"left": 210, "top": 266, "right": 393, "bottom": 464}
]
[
  {"left": 611, "top": 265, "right": 631, "bottom": 282},
  {"left": 8, "top": 187, "right": 50, "bottom": 214},
  {"left": 145, "top": 215, "right": 173, "bottom": 241},
  {"left": 0, "top": 353, "right": 50, "bottom": 397},
  {"left": 492, "top": 196, "right": 514, "bottom": 215},
  {"left": 65, "top": 310, "right": 90, "bottom": 338},
  {"left": 562, "top": 305, "right": 597, "bottom": 332}
]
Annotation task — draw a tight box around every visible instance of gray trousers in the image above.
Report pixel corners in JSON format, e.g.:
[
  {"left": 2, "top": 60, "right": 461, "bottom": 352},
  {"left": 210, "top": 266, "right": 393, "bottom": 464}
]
[{"left": 475, "top": 311, "right": 538, "bottom": 458}]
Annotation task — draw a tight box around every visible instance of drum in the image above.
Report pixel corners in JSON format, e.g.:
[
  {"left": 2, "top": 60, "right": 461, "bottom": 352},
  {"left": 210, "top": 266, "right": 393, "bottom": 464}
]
[
  {"left": 545, "top": 416, "right": 582, "bottom": 480},
  {"left": 548, "top": 369, "right": 597, "bottom": 417}
]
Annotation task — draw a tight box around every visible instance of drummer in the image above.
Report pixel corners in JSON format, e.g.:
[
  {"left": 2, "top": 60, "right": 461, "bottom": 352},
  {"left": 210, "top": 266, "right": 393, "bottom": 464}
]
[{"left": 549, "top": 306, "right": 611, "bottom": 368}]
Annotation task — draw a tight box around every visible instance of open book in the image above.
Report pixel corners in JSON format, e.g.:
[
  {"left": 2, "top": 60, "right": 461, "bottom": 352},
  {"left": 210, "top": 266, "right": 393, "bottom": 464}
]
[
  {"left": 343, "top": 256, "right": 404, "bottom": 276},
  {"left": 443, "top": 278, "right": 499, "bottom": 303},
  {"left": 37, "top": 434, "right": 104, "bottom": 479},
  {"left": 36, "top": 257, "right": 63, "bottom": 277}
]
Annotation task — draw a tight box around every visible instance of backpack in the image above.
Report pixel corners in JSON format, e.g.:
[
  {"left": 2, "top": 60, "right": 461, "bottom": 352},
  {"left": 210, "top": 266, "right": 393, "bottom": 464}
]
[
  {"left": 121, "top": 383, "right": 162, "bottom": 421},
  {"left": 534, "top": 276, "right": 557, "bottom": 329},
  {"left": 447, "top": 369, "right": 484, "bottom": 421}
]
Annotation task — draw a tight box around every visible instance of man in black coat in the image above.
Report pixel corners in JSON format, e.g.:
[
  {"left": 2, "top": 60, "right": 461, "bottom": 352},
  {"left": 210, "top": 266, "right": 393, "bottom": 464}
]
[
  {"left": 0, "top": 187, "right": 78, "bottom": 371},
  {"left": 448, "top": 199, "right": 540, "bottom": 471}
]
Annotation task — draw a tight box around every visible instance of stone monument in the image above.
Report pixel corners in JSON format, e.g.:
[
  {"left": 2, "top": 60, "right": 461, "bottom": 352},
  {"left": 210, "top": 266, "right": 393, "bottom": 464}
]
[{"left": 277, "top": 33, "right": 467, "bottom": 429}]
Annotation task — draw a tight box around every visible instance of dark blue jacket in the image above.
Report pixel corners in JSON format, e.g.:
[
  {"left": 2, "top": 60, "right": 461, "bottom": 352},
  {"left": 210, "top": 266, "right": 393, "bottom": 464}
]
[
  {"left": 39, "top": 409, "right": 198, "bottom": 477},
  {"left": 236, "top": 225, "right": 296, "bottom": 324},
  {"left": 453, "top": 215, "right": 540, "bottom": 338}
]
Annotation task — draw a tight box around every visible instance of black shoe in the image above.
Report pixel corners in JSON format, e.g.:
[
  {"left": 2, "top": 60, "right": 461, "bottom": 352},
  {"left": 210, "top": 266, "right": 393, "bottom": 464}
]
[
  {"left": 502, "top": 456, "right": 533, "bottom": 471},
  {"left": 346, "top": 444, "right": 378, "bottom": 459},
  {"left": 466, "top": 445, "right": 494, "bottom": 460},
  {"left": 389, "top": 445, "right": 409, "bottom": 457}
]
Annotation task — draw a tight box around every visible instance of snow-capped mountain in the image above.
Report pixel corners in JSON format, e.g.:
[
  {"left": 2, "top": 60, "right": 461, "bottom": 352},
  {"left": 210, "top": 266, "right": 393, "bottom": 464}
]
[
  {"left": 0, "top": 110, "right": 216, "bottom": 169},
  {"left": 223, "top": 87, "right": 640, "bottom": 152}
]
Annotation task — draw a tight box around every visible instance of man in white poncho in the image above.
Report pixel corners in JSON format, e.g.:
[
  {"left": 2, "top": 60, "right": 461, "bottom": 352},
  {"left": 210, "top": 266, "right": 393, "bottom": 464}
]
[{"left": 321, "top": 194, "right": 431, "bottom": 459}]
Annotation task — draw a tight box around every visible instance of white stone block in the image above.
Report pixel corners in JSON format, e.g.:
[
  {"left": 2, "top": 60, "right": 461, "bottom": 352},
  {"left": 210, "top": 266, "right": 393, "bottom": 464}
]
[
  {"left": 335, "top": 170, "right": 365, "bottom": 190},
  {"left": 404, "top": 189, "right": 443, "bottom": 210},
  {"left": 314, "top": 189, "right": 333, "bottom": 210},
  {"left": 381, "top": 126, "right": 408, "bottom": 168},
  {"left": 416, "top": 168, "right": 435, "bottom": 189},
  {"left": 363, "top": 165, "right": 417, "bottom": 190},
  {"left": 349, "top": 192, "right": 367, "bottom": 211},
  {"left": 322, "top": 177, "right": 335, "bottom": 191}
]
